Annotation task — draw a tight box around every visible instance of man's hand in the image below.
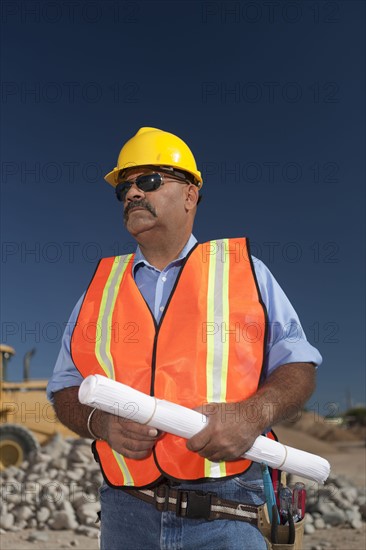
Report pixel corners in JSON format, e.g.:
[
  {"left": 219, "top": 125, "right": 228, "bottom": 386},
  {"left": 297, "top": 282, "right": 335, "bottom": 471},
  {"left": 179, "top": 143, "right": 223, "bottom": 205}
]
[
  {"left": 187, "top": 362, "right": 316, "bottom": 463},
  {"left": 94, "top": 410, "right": 161, "bottom": 460},
  {"left": 186, "top": 402, "right": 260, "bottom": 462},
  {"left": 53, "top": 386, "right": 162, "bottom": 460}
]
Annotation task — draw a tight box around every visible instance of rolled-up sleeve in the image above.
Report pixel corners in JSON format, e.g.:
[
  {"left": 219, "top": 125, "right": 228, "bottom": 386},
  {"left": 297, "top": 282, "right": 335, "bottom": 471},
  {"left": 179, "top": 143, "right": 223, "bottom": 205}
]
[
  {"left": 253, "top": 258, "right": 322, "bottom": 377},
  {"left": 46, "top": 294, "right": 85, "bottom": 403}
]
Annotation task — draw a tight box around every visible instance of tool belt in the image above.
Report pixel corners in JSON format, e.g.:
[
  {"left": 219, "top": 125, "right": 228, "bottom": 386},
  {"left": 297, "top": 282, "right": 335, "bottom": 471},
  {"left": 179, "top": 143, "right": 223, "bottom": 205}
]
[
  {"left": 124, "top": 485, "right": 305, "bottom": 550},
  {"left": 124, "top": 484, "right": 259, "bottom": 524}
]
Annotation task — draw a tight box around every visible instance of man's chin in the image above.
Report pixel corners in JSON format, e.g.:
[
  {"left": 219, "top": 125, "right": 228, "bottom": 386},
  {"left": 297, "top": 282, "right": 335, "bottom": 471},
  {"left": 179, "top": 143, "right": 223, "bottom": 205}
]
[{"left": 125, "top": 218, "right": 157, "bottom": 236}]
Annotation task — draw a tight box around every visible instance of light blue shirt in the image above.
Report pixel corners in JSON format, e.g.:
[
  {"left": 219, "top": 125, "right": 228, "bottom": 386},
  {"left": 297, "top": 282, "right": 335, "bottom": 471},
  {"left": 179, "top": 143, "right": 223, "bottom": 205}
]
[{"left": 47, "top": 235, "right": 322, "bottom": 402}]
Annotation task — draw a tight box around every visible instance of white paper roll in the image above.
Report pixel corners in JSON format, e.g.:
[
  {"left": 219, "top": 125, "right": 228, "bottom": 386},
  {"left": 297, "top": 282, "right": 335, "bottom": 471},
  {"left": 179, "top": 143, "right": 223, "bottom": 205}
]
[
  {"left": 79, "top": 374, "right": 157, "bottom": 425},
  {"left": 79, "top": 374, "right": 330, "bottom": 483}
]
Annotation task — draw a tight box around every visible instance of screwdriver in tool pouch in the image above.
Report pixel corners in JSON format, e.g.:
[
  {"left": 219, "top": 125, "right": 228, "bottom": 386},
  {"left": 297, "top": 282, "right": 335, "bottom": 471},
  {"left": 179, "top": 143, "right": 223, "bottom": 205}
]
[
  {"left": 261, "top": 463, "right": 279, "bottom": 524},
  {"left": 279, "top": 486, "right": 293, "bottom": 524},
  {"left": 293, "top": 482, "right": 306, "bottom": 521}
]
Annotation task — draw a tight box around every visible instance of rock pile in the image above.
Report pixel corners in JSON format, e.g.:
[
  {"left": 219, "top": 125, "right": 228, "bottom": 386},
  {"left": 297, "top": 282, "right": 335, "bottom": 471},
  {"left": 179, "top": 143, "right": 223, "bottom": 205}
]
[
  {"left": 0, "top": 435, "right": 102, "bottom": 537},
  {"left": 302, "top": 473, "right": 366, "bottom": 534},
  {"left": 0, "top": 435, "right": 365, "bottom": 538}
]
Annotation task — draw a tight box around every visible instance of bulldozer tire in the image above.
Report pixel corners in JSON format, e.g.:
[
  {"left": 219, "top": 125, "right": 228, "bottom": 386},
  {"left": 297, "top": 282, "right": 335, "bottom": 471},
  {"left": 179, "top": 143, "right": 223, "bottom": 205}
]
[{"left": 0, "top": 424, "right": 40, "bottom": 470}]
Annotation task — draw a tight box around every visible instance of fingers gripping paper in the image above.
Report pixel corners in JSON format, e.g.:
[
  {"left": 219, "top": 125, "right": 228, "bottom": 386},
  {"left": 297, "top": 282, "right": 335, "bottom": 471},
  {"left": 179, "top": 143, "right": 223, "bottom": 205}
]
[{"left": 78, "top": 375, "right": 330, "bottom": 484}]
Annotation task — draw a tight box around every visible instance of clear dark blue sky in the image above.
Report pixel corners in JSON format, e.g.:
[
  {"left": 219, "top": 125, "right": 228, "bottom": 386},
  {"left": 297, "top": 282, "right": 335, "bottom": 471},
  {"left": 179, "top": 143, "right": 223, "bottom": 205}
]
[{"left": 1, "top": 1, "right": 365, "bottom": 414}]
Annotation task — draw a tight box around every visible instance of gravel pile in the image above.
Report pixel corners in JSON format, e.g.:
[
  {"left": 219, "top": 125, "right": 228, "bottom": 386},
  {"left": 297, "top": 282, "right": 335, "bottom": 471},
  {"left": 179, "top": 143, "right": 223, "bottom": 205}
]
[
  {"left": 302, "top": 473, "right": 366, "bottom": 534},
  {"left": 0, "top": 435, "right": 102, "bottom": 538},
  {"left": 0, "top": 435, "right": 365, "bottom": 540}
]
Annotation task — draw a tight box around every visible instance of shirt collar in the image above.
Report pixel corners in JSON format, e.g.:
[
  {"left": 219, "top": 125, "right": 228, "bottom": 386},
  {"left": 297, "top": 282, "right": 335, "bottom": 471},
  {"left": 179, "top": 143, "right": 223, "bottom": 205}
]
[{"left": 133, "top": 234, "right": 198, "bottom": 275}]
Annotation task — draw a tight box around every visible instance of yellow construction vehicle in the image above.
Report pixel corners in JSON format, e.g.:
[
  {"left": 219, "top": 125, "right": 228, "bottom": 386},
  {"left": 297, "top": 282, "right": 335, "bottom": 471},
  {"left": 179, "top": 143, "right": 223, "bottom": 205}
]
[{"left": 0, "top": 344, "right": 76, "bottom": 469}]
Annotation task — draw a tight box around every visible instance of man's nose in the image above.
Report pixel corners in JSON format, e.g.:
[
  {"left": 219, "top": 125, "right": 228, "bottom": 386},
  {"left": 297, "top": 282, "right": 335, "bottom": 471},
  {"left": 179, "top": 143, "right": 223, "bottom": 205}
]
[{"left": 125, "top": 183, "right": 146, "bottom": 202}]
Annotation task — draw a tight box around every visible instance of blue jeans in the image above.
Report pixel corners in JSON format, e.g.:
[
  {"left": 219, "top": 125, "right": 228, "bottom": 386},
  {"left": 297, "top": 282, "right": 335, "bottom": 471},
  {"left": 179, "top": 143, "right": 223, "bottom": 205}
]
[{"left": 99, "top": 463, "right": 267, "bottom": 550}]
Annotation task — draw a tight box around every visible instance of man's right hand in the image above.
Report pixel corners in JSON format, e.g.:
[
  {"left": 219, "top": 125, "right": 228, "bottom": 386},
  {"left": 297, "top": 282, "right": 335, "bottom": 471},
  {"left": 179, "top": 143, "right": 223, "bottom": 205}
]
[
  {"left": 94, "top": 410, "right": 161, "bottom": 460},
  {"left": 53, "top": 386, "right": 161, "bottom": 460}
]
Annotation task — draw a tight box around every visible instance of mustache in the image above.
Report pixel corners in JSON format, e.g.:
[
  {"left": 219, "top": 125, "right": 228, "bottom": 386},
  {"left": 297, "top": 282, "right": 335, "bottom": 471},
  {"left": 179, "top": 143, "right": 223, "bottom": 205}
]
[{"left": 123, "top": 199, "right": 157, "bottom": 221}]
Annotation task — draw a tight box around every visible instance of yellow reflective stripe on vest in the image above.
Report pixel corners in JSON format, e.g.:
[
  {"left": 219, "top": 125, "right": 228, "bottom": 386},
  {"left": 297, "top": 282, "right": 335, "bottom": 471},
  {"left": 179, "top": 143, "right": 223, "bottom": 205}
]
[
  {"left": 112, "top": 449, "right": 134, "bottom": 487},
  {"left": 95, "top": 254, "right": 132, "bottom": 378},
  {"left": 205, "top": 239, "right": 230, "bottom": 478},
  {"left": 96, "top": 254, "right": 134, "bottom": 485}
]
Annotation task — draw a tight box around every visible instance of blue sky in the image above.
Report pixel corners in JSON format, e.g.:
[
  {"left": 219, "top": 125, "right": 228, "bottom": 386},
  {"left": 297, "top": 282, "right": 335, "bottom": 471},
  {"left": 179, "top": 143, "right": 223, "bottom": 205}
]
[{"left": 1, "top": 0, "right": 365, "bottom": 414}]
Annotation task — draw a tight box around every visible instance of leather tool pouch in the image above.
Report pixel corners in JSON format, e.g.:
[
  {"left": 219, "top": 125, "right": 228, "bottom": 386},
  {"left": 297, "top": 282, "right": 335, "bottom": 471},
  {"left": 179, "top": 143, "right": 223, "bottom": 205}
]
[{"left": 257, "top": 505, "right": 305, "bottom": 550}]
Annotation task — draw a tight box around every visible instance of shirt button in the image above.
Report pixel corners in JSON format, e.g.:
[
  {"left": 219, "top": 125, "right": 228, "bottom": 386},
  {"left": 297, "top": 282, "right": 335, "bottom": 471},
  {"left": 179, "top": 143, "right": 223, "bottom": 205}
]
[
  {"left": 159, "top": 306, "right": 164, "bottom": 312},
  {"left": 161, "top": 276, "right": 167, "bottom": 282}
]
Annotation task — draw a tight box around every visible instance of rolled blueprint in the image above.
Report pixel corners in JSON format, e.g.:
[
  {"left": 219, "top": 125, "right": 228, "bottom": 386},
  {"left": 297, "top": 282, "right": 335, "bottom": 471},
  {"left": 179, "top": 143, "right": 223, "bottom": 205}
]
[{"left": 79, "top": 374, "right": 330, "bottom": 484}]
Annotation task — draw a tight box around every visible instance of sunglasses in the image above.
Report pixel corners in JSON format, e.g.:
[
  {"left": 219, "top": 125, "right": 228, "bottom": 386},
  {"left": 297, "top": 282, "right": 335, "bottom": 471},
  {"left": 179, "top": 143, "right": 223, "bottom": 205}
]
[{"left": 115, "top": 170, "right": 191, "bottom": 202}]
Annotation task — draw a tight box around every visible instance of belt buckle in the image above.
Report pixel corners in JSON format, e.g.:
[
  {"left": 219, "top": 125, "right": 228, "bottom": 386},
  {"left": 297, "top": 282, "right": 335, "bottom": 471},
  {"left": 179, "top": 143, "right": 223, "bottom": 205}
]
[{"left": 176, "top": 490, "right": 214, "bottom": 521}]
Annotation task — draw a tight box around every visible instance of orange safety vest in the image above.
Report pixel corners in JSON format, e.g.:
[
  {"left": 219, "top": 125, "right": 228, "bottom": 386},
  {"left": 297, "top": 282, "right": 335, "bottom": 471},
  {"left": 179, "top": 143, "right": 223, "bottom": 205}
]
[{"left": 71, "top": 238, "right": 268, "bottom": 488}]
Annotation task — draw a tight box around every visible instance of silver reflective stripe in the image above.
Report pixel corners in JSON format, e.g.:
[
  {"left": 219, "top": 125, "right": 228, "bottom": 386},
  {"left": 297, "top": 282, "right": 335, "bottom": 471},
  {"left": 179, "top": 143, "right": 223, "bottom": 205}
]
[
  {"left": 212, "top": 238, "right": 228, "bottom": 402},
  {"left": 205, "top": 238, "right": 230, "bottom": 478}
]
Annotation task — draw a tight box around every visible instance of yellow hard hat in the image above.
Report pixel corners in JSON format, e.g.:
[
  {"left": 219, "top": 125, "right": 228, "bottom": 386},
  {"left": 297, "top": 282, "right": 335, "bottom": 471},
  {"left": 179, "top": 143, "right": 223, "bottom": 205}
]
[{"left": 104, "top": 127, "right": 203, "bottom": 188}]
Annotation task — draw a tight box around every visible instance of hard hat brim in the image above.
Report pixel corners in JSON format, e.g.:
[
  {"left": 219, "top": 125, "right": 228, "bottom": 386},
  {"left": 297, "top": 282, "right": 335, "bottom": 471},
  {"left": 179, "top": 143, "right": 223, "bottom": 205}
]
[{"left": 104, "top": 168, "right": 119, "bottom": 187}]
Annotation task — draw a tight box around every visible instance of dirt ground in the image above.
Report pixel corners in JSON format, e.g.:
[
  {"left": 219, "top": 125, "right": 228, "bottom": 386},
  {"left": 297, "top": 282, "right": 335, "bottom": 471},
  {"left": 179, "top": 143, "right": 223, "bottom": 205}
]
[
  {"left": 1, "top": 424, "right": 365, "bottom": 550},
  {"left": 1, "top": 521, "right": 365, "bottom": 550},
  {"left": 0, "top": 531, "right": 100, "bottom": 550}
]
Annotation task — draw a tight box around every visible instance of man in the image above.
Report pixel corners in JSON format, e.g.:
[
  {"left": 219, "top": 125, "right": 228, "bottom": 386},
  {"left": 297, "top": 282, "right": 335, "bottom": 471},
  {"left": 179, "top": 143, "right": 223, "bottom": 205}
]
[{"left": 48, "top": 127, "right": 322, "bottom": 549}]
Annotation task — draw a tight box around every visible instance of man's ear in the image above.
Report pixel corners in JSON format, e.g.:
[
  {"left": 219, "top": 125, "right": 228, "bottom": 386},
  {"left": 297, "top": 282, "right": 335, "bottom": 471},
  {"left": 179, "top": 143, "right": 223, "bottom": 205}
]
[{"left": 185, "top": 184, "right": 199, "bottom": 210}]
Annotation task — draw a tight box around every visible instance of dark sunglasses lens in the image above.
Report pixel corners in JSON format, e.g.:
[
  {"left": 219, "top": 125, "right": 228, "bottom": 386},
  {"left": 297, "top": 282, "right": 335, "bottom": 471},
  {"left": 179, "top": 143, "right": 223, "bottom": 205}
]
[
  {"left": 115, "top": 173, "right": 162, "bottom": 202},
  {"left": 115, "top": 182, "right": 130, "bottom": 202},
  {"left": 136, "top": 173, "right": 162, "bottom": 192}
]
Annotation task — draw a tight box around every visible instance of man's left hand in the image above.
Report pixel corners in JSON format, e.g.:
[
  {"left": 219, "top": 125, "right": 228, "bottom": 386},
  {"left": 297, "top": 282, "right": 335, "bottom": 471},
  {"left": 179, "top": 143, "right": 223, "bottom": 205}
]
[
  {"left": 186, "top": 363, "right": 316, "bottom": 462},
  {"left": 186, "top": 401, "right": 261, "bottom": 462}
]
